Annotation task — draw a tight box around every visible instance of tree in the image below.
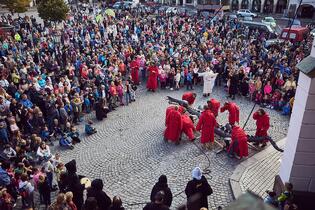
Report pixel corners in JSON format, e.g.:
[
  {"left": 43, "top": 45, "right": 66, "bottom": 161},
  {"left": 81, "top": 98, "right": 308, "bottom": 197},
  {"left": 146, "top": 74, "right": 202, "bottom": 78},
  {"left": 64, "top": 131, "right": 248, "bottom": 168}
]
[
  {"left": 37, "top": 0, "right": 69, "bottom": 23},
  {"left": 0, "top": 0, "right": 31, "bottom": 13}
]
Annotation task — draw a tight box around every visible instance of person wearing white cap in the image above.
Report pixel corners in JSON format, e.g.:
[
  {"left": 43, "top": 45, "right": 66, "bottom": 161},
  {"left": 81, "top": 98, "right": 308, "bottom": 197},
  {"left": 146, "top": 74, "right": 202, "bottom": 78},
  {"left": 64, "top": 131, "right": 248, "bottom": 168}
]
[{"left": 185, "top": 167, "right": 213, "bottom": 210}]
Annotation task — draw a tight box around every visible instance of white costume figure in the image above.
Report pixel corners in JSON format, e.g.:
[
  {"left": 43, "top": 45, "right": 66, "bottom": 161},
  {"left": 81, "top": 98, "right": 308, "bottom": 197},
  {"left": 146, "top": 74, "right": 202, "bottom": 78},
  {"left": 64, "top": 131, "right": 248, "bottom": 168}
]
[{"left": 198, "top": 68, "right": 218, "bottom": 95}]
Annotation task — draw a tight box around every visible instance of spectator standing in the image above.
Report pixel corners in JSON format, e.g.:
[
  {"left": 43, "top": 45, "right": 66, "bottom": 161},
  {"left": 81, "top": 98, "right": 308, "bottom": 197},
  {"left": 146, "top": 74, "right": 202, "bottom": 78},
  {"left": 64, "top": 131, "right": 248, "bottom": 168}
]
[
  {"left": 86, "top": 179, "right": 111, "bottom": 210},
  {"left": 185, "top": 167, "right": 213, "bottom": 210},
  {"left": 150, "top": 175, "right": 173, "bottom": 207},
  {"left": 109, "top": 196, "right": 124, "bottom": 210},
  {"left": 143, "top": 191, "right": 170, "bottom": 210}
]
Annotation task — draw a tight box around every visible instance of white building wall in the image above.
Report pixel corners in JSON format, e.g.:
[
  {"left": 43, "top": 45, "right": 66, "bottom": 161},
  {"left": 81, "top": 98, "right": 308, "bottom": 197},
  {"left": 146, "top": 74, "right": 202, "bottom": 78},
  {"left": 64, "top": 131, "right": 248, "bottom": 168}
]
[{"left": 279, "top": 39, "right": 315, "bottom": 192}]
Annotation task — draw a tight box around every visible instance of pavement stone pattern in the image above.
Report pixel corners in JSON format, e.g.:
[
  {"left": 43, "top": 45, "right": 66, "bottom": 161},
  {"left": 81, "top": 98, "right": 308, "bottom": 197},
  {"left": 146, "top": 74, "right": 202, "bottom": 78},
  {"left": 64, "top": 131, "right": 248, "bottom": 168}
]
[
  {"left": 16, "top": 84, "right": 289, "bottom": 210},
  {"left": 239, "top": 140, "right": 285, "bottom": 198}
]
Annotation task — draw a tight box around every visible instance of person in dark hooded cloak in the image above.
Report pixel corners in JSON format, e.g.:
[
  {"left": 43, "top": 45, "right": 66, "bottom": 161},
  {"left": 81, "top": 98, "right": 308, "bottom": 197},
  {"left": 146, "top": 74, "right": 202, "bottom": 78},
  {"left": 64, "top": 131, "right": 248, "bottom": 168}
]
[
  {"left": 64, "top": 159, "right": 85, "bottom": 210},
  {"left": 86, "top": 179, "right": 112, "bottom": 210},
  {"left": 150, "top": 175, "right": 173, "bottom": 207}
]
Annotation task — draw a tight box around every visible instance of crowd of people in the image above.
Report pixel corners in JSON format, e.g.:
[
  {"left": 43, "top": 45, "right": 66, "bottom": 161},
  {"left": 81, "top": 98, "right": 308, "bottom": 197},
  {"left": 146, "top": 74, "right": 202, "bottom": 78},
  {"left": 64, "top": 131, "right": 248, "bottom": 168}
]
[{"left": 0, "top": 1, "right": 311, "bottom": 209}]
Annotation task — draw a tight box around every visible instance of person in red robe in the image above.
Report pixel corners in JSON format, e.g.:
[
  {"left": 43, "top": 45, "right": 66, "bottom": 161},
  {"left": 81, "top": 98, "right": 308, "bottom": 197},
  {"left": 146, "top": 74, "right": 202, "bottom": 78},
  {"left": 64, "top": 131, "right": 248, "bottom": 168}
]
[
  {"left": 196, "top": 105, "right": 216, "bottom": 149},
  {"left": 165, "top": 105, "right": 184, "bottom": 123},
  {"left": 220, "top": 102, "right": 240, "bottom": 125},
  {"left": 182, "top": 92, "right": 197, "bottom": 106},
  {"left": 207, "top": 98, "right": 220, "bottom": 118},
  {"left": 130, "top": 57, "right": 140, "bottom": 85},
  {"left": 164, "top": 106, "right": 183, "bottom": 144},
  {"left": 181, "top": 114, "right": 196, "bottom": 141},
  {"left": 253, "top": 109, "right": 270, "bottom": 147},
  {"left": 146, "top": 63, "right": 158, "bottom": 92},
  {"left": 228, "top": 125, "right": 248, "bottom": 159}
]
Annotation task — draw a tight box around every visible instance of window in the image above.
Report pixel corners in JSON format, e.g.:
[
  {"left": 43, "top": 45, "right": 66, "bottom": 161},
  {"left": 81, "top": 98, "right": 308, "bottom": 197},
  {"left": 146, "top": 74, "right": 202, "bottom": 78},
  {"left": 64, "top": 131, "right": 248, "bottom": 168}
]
[
  {"left": 289, "top": 33, "right": 296, "bottom": 39},
  {"left": 281, "top": 32, "right": 288, "bottom": 38}
]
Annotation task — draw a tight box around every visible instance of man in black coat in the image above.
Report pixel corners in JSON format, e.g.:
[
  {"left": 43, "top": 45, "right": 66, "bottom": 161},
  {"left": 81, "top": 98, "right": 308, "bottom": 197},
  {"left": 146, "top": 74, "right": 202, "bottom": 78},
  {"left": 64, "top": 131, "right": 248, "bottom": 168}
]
[
  {"left": 86, "top": 179, "right": 112, "bottom": 210},
  {"left": 185, "top": 167, "right": 213, "bottom": 210},
  {"left": 150, "top": 175, "right": 172, "bottom": 207},
  {"left": 143, "top": 191, "right": 170, "bottom": 210},
  {"left": 95, "top": 98, "right": 109, "bottom": 121},
  {"left": 65, "top": 160, "right": 85, "bottom": 210}
]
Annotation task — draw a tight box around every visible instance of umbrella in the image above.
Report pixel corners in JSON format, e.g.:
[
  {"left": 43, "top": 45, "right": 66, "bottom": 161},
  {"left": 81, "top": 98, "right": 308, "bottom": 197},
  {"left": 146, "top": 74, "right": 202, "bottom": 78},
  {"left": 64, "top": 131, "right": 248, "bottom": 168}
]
[{"left": 105, "top": 9, "right": 115, "bottom": 17}]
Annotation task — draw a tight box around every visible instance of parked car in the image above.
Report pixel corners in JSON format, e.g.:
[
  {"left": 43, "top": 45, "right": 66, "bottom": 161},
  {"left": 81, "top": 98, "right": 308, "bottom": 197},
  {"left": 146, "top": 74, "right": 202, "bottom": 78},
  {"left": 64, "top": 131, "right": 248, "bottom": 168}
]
[
  {"left": 311, "top": 28, "right": 315, "bottom": 37},
  {"left": 262, "top": 17, "right": 276, "bottom": 28},
  {"left": 264, "top": 39, "right": 285, "bottom": 49},
  {"left": 237, "top": 9, "right": 257, "bottom": 18},
  {"left": 166, "top": 7, "right": 178, "bottom": 15},
  {"left": 112, "top": 1, "right": 123, "bottom": 9},
  {"left": 178, "top": 7, "right": 187, "bottom": 16},
  {"left": 200, "top": 11, "right": 210, "bottom": 18},
  {"left": 243, "top": 16, "right": 253, "bottom": 21},
  {"left": 280, "top": 27, "right": 309, "bottom": 43},
  {"left": 228, "top": 14, "right": 238, "bottom": 20},
  {"left": 123, "top": 1, "right": 138, "bottom": 9},
  {"left": 157, "top": 5, "right": 169, "bottom": 13},
  {"left": 185, "top": 8, "right": 198, "bottom": 17},
  {"left": 286, "top": 18, "right": 301, "bottom": 27},
  {"left": 241, "top": 21, "right": 277, "bottom": 38}
]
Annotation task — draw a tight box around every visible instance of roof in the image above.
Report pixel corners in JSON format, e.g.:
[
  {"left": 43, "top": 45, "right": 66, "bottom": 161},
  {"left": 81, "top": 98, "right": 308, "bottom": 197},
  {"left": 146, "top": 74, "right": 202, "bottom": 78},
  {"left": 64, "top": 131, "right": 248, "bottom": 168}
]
[
  {"left": 282, "top": 27, "right": 309, "bottom": 32},
  {"left": 296, "top": 56, "right": 315, "bottom": 78}
]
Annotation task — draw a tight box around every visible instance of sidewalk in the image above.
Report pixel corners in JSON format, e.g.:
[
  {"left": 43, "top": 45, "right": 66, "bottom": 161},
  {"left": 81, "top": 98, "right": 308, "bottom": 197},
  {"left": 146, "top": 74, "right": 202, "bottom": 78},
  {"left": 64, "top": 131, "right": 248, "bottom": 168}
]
[{"left": 230, "top": 138, "right": 286, "bottom": 199}]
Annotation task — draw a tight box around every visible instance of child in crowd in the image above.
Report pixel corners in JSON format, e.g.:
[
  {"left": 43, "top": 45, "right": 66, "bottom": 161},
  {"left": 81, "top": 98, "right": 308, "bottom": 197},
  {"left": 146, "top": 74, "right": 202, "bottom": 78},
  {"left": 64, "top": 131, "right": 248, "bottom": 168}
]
[
  {"left": 59, "top": 133, "right": 74, "bottom": 150},
  {"left": 85, "top": 120, "right": 97, "bottom": 135}
]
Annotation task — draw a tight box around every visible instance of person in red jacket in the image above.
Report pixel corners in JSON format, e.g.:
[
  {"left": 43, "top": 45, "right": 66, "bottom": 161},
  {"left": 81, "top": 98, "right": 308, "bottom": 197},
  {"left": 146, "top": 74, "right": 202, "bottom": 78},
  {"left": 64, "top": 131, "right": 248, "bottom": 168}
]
[
  {"left": 181, "top": 113, "right": 196, "bottom": 141},
  {"left": 164, "top": 106, "right": 183, "bottom": 145},
  {"left": 253, "top": 109, "right": 270, "bottom": 147},
  {"left": 220, "top": 102, "right": 240, "bottom": 125},
  {"left": 130, "top": 57, "right": 140, "bottom": 85},
  {"left": 147, "top": 62, "right": 159, "bottom": 92},
  {"left": 228, "top": 125, "right": 248, "bottom": 159},
  {"left": 207, "top": 98, "right": 220, "bottom": 118},
  {"left": 196, "top": 105, "right": 216, "bottom": 149},
  {"left": 182, "top": 92, "right": 197, "bottom": 106}
]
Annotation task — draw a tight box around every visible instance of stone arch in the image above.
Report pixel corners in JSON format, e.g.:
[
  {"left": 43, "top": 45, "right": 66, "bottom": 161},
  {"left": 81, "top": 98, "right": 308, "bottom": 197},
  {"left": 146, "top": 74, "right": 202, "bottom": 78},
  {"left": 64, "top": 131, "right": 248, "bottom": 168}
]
[
  {"left": 276, "top": 0, "right": 287, "bottom": 13},
  {"left": 241, "top": 0, "right": 249, "bottom": 9},
  {"left": 252, "top": 0, "right": 261, "bottom": 12},
  {"left": 263, "top": 0, "right": 274, "bottom": 13},
  {"left": 297, "top": 4, "right": 315, "bottom": 18},
  {"left": 231, "top": 0, "right": 239, "bottom": 11}
]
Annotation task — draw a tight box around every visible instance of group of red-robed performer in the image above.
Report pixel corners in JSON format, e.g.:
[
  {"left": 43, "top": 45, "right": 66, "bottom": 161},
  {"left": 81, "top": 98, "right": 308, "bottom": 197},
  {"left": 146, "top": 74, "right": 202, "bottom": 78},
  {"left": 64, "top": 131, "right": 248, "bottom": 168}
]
[{"left": 164, "top": 91, "right": 270, "bottom": 159}]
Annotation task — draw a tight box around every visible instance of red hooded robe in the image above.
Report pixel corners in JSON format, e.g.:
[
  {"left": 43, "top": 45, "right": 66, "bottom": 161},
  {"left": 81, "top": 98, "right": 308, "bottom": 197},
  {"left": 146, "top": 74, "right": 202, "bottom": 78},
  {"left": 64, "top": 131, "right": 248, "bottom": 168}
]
[
  {"left": 229, "top": 126, "right": 248, "bottom": 158},
  {"left": 220, "top": 102, "right": 240, "bottom": 125},
  {"left": 146, "top": 65, "right": 158, "bottom": 91},
  {"left": 208, "top": 98, "right": 220, "bottom": 117},
  {"left": 130, "top": 59, "right": 140, "bottom": 85},
  {"left": 182, "top": 92, "right": 196, "bottom": 106},
  {"left": 182, "top": 115, "right": 195, "bottom": 141},
  {"left": 253, "top": 111, "right": 270, "bottom": 142},
  {"left": 164, "top": 109, "right": 183, "bottom": 142},
  {"left": 196, "top": 110, "right": 216, "bottom": 144}
]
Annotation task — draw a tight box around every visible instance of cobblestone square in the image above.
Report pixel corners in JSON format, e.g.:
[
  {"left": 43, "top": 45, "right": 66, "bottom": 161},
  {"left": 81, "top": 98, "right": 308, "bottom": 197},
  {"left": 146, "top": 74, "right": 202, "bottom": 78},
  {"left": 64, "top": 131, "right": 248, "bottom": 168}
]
[{"left": 50, "top": 86, "right": 289, "bottom": 210}]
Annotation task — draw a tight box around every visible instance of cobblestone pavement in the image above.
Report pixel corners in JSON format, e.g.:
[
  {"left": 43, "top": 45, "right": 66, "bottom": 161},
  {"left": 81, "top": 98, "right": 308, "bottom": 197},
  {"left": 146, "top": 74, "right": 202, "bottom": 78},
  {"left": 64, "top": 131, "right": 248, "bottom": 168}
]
[{"left": 28, "top": 84, "right": 289, "bottom": 210}]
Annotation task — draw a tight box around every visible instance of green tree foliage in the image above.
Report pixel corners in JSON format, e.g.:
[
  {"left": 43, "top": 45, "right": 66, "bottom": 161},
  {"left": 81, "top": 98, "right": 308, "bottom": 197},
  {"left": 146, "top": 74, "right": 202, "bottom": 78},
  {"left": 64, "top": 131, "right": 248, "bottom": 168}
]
[
  {"left": 0, "top": 0, "right": 31, "bottom": 13},
  {"left": 37, "top": 0, "right": 69, "bottom": 22}
]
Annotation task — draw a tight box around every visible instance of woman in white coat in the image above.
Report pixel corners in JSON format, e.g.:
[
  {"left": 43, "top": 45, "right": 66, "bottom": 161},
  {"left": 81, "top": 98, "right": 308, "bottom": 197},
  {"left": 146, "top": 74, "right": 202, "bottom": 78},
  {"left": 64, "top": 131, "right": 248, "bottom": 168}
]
[{"left": 198, "top": 67, "right": 218, "bottom": 97}]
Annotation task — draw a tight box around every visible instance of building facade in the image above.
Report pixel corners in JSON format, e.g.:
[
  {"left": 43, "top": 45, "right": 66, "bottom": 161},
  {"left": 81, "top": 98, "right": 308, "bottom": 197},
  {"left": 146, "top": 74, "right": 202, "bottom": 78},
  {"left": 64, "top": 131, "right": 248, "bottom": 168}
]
[{"left": 161, "top": 0, "right": 315, "bottom": 16}]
